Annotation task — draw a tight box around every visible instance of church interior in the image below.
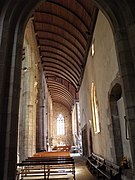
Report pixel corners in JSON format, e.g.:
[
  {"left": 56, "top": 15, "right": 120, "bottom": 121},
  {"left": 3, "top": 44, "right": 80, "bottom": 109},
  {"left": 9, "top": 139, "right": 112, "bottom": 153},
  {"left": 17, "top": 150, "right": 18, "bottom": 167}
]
[{"left": 0, "top": 0, "right": 135, "bottom": 179}]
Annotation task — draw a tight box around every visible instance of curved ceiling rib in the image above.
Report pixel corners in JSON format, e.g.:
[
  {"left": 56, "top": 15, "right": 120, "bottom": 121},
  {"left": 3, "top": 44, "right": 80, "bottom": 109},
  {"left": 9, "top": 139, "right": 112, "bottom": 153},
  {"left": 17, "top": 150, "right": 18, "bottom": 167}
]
[
  {"left": 41, "top": 44, "right": 82, "bottom": 65},
  {"left": 42, "top": 55, "right": 81, "bottom": 75},
  {"left": 33, "top": 0, "right": 98, "bottom": 110},
  {"left": 36, "top": 25, "right": 85, "bottom": 54},
  {"left": 77, "top": 0, "right": 93, "bottom": 18},
  {"left": 43, "top": 62, "right": 80, "bottom": 81},
  {"left": 49, "top": 88, "right": 73, "bottom": 102},
  {"left": 45, "top": 72, "right": 78, "bottom": 89},
  {"left": 35, "top": 1, "right": 89, "bottom": 31},
  {"left": 41, "top": 51, "right": 81, "bottom": 72},
  {"left": 44, "top": 68, "right": 79, "bottom": 87},
  {"left": 50, "top": 91, "right": 73, "bottom": 105},
  {"left": 47, "top": 80, "right": 74, "bottom": 110},
  {"left": 43, "top": 56, "right": 80, "bottom": 78},
  {"left": 35, "top": 21, "right": 86, "bottom": 51},
  {"left": 34, "top": 14, "right": 87, "bottom": 48},
  {"left": 42, "top": 59, "right": 80, "bottom": 79},
  {"left": 48, "top": 0, "right": 92, "bottom": 22},
  {"left": 39, "top": 39, "right": 83, "bottom": 63},
  {"left": 47, "top": 80, "right": 75, "bottom": 98},
  {"left": 49, "top": 0, "right": 91, "bottom": 27},
  {"left": 35, "top": 11, "right": 87, "bottom": 41},
  {"left": 39, "top": 38, "right": 83, "bottom": 60}
]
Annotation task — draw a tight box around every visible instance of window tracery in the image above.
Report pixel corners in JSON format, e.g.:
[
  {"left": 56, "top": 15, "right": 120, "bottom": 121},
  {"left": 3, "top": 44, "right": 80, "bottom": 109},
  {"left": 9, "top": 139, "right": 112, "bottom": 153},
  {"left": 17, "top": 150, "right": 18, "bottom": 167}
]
[{"left": 57, "top": 114, "right": 65, "bottom": 135}]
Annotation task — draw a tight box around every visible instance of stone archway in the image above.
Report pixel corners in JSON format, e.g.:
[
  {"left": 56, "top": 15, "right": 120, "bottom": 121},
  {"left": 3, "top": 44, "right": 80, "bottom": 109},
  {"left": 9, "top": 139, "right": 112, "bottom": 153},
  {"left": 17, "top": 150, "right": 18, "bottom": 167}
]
[
  {"left": 0, "top": 0, "right": 135, "bottom": 179},
  {"left": 110, "top": 83, "right": 123, "bottom": 164}
]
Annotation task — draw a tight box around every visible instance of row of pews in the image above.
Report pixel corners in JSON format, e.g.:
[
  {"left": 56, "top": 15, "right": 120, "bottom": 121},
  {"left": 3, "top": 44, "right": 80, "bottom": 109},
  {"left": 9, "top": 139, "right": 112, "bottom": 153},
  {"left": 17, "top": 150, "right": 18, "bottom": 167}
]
[
  {"left": 16, "top": 151, "right": 75, "bottom": 180},
  {"left": 86, "top": 153, "right": 121, "bottom": 179}
]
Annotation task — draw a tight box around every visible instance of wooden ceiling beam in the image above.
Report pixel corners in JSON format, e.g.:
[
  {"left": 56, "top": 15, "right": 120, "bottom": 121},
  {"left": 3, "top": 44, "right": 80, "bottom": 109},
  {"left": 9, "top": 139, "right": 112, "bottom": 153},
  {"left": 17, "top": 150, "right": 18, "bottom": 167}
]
[
  {"left": 39, "top": 39, "right": 83, "bottom": 63},
  {"left": 41, "top": 51, "right": 82, "bottom": 72},
  {"left": 42, "top": 58, "right": 80, "bottom": 79},
  {"left": 45, "top": 71, "right": 78, "bottom": 89},
  {"left": 34, "top": 21, "right": 86, "bottom": 50},
  {"left": 34, "top": 11, "right": 87, "bottom": 40},
  {"left": 42, "top": 55, "right": 81, "bottom": 75},
  {"left": 43, "top": 66, "right": 79, "bottom": 84},
  {"left": 36, "top": 1, "right": 89, "bottom": 30},
  {"left": 40, "top": 44, "right": 82, "bottom": 65}
]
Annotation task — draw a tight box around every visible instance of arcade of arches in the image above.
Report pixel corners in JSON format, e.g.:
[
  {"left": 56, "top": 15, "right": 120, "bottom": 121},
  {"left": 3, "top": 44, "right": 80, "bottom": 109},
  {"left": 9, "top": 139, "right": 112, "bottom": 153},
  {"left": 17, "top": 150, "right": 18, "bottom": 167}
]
[{"left": 0, "top": 0, "right": 135, "bottom": 180}]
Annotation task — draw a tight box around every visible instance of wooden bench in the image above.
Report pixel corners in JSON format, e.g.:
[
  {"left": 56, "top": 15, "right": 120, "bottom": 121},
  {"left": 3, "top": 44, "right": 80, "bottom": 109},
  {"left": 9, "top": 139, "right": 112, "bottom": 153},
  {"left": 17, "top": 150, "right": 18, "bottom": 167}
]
[
  {"left": 86, "top": 153, "right": 105, "bottom": 175},
  {"left": 99, "top": 159, "right": 121, "bottom": 180},
  {"left": 25, "top": 156, "right": 74, "bottom": 162},
  {"left": 86, "top": 153, "right": 121, "bottom": 179},
  {"left": 33, "top": 151, "right": 70, "bottom": 157},
  {"left": 16, "top": 156, "right": 75, "bottom": 180}
]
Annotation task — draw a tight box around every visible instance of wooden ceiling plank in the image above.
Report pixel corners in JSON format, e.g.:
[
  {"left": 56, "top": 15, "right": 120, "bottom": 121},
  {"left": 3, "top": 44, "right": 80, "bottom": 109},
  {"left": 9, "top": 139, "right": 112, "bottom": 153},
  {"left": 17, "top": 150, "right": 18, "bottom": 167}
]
[
  {"left": 47, "top": 80, "right": 76, "bottom": 98},
  {"left": 48, "top": 84, "right": 73, "bottom": 101},
  {"left": 45, "top": 71, "right": 77, "bottom": 89},
  {"left": 50, "top": 92, "right": 73, "bottom": 104},
  {"left": 38, "top": 38, "right": 83, "bottom": 63},
  {"left": 41, "top": 51, "right": 81, "bottom": 73},
  {"left": 36, "top": 1, "right": 89, "bottom": 30},
  {"left": 42, "top": 58, "right": 80, "bottom": 78},
  {"left": 42, "top": 55, "right": 81, "bottom": 75},
  {"left": 44, "top": 66, "right": 79, "bottom": 84},
  {"left": 49, "top": 89, "right": 73, "bottom": 104},
  {"left": 34, "top": 11, "right": 87, "bottom": 41},
  {"left": 35, "top": 28, "right": 85, "bottom": 55},
  {"left": 43, "top": 61, "right": 80, "bottom": 81},
  {"left": 49, "top": 86, "right": 73, "bottom": 100},
  {"left": 34, "top": 21, "right": 86, "bottom": 50},
  {"left": 33, "top": 0, "right": 98, "bottom": 107},
  {"left": 40, "top": 44, "right": 82, "bottom": 65},
  {"left": 50, "top": 95, "right": 73, "bottom": 108}
]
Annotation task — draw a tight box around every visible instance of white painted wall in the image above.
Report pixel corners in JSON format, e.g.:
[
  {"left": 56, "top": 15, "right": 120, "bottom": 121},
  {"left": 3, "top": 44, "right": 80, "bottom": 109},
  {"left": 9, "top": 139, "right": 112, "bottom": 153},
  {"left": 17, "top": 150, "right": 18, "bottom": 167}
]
[{"left": 79, "top": 11, "right": 119, "bottom": 160}]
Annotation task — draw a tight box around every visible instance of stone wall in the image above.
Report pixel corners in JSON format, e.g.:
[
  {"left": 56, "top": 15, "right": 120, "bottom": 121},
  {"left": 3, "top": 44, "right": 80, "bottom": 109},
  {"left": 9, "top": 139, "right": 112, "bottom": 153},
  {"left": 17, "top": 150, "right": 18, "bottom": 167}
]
[
  {"left": 51, "top": 102, "right": 73, "bottom": 148},
  {"left": 18, "top": 19, "right": 49, "bottom": 161}
]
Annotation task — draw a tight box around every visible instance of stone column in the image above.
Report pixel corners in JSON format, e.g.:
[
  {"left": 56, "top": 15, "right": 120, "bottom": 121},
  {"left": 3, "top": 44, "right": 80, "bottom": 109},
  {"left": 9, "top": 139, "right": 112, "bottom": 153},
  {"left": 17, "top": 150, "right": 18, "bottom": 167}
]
[
  {"left": 36, "top": 74, "right": 44, "bottom": 151},
  {"left": 19, "top": 43, "right": 38, "bottom": 161}
]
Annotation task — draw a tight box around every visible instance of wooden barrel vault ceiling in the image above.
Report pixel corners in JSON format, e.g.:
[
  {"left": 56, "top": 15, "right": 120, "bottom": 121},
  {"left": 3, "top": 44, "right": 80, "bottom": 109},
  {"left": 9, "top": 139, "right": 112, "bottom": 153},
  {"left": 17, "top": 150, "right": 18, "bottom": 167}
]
[{"left": 33, "top": 0, "right": 98, "bottom": 110}]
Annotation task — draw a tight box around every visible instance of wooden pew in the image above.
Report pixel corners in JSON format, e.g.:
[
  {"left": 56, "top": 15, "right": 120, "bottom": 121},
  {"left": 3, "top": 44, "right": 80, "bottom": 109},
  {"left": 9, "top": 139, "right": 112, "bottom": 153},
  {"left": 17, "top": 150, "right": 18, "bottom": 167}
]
[
  {"left": 33, "top": 150, "right": 70, "bottom": 157},
  {"left": 16, "top": 152, "right": 75, "bottom": 180},
  {"left": 86, "top": 153, "right": 121, "bottom": 179}
]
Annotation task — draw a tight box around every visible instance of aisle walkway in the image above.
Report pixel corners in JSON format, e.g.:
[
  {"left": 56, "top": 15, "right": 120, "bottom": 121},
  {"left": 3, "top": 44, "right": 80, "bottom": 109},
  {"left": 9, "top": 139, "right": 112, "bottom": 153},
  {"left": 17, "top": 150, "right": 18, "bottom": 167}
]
[{"left": 71, "top": 154, "right": 95, "bottom": 180}]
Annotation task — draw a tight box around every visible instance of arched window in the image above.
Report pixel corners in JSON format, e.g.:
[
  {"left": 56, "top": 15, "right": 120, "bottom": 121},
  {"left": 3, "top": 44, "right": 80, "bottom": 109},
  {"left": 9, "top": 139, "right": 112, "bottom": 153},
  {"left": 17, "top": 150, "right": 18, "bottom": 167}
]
[
  {"left": 91, "top": 83, "right": 100, "bottom": 134},
  {"left": 57, "top": 114, "right": 65, "bottom": 135}
]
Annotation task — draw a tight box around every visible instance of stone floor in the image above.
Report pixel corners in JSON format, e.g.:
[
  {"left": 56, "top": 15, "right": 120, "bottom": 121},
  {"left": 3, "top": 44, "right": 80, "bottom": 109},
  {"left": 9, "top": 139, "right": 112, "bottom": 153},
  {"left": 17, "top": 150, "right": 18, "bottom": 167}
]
[
  {"left": 20, "top": 153, "right": 95, "bottom": 180},
  {"left": 72, "top": 154, "right": 95, "bottom": 180}
]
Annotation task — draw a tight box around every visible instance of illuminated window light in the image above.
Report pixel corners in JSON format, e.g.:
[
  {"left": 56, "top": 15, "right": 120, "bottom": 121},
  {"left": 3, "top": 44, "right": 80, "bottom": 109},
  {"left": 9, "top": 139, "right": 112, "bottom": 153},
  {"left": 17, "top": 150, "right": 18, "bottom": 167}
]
[{"left": 91, "top": 42, "right": 95, "bottom": 57}]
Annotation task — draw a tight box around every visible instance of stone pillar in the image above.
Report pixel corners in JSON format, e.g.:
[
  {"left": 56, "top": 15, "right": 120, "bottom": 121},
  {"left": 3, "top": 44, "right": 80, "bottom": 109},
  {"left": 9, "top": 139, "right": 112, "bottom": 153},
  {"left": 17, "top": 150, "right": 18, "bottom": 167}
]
[
  {"left": 36, "top": 74, "right": 44, "bottom": 151},
  {"left": 19, "top": 41, "right": 38, "bottom": 161}
]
